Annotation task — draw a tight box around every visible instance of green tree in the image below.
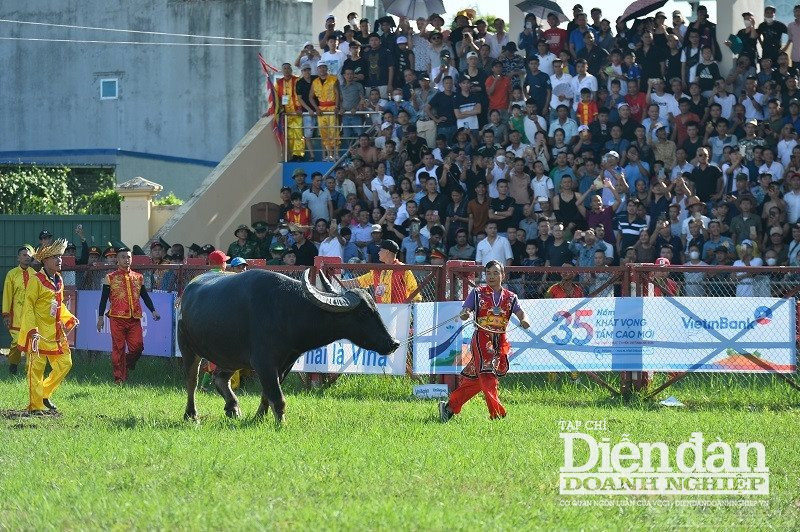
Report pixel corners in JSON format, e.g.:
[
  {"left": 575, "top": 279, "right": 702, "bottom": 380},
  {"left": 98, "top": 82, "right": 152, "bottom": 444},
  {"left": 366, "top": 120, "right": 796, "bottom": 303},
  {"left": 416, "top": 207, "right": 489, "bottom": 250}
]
[
  {"left": 0, "top": 166, "right": 73, "bottom": 214},
  {"left": 153, "top": 192, "right": 183, "bottom": 206},
  {"left": 77, "top": 188, "right": 123, "bottom": 215}
]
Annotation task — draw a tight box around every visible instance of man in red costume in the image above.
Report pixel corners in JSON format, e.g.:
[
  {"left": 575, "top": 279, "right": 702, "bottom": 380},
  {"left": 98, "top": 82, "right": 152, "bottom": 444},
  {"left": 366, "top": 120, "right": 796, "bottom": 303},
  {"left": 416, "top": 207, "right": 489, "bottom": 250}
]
[
  {"left": 440, "top": 260, "right": 530, "bottom": 421},
  {"left": 97, "top": 247, "right": 161, "bottom": 383}
]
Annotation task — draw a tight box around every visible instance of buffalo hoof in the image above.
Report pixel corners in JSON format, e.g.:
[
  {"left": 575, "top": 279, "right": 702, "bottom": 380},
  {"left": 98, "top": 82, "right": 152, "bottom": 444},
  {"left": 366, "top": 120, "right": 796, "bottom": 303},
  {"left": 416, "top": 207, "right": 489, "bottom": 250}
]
[
  {"left": 184, "top": 413, "right": 197, "bottom": 422},
  {"left": 225, "top": 407, "right": 241, "bottom": 419}
]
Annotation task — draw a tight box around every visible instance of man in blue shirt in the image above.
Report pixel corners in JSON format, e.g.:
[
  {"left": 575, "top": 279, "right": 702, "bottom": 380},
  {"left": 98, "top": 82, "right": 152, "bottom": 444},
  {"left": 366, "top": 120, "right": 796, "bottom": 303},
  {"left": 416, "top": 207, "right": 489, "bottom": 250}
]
[
  {"left": 524, "top": 56, "right": 552, "bottom": 115},
  {"left": 568, "top": 12, "right": 599, "bottom": 57}
]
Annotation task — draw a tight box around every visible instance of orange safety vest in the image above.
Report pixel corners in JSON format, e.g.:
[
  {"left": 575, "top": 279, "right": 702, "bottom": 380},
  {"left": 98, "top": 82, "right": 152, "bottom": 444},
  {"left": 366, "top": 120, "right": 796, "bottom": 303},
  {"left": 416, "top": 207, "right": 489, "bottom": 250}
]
[{"left": 107, "top": 269, "right": 144, "bottom": 319}]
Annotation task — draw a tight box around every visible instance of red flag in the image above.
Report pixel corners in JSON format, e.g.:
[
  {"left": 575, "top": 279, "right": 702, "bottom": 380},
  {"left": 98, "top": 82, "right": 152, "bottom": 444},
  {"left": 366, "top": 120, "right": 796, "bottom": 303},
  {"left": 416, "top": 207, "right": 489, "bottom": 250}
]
[{"left": 259, "top": 53, "right": 283, "bottom": 146}]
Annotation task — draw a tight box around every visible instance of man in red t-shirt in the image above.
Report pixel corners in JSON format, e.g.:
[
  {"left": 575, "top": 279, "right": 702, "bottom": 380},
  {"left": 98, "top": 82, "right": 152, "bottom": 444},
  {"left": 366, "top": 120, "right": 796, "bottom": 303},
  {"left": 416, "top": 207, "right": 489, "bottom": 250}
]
[
  {"left": 485, "top": 60, "right": 511, "bottom": 114},
  {"left": 625, "top": 80, "right": 648, "bottom": 123},
  {"left": 545, "top": 268, "right": 585, "bottom": 298},
  {"left": 542, "top": 13, "right": 568, "bottom": 56}
]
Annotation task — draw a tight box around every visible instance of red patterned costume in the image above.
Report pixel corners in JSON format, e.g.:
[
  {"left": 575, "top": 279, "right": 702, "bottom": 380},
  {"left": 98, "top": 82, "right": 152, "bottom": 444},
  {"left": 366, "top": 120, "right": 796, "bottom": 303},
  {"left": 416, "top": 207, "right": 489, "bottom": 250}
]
[
  {"left": 448, "top": 285, "right": 520, "bottom": 419},
  {"left": 99, "top": 268, "right": 157, "bottom": 382}
]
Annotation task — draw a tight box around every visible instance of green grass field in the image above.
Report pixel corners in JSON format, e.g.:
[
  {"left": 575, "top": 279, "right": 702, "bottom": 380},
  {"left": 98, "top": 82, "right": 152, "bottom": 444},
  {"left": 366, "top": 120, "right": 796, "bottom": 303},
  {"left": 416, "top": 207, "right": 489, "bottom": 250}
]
[{"left": 0, "top": 353, "right": 799, "bottom": 530}]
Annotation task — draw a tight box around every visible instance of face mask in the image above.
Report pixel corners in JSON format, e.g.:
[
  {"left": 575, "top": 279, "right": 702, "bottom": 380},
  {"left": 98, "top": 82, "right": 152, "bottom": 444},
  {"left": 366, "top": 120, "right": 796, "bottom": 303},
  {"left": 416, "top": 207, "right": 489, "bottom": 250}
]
[
  {"left": 415, "top": 255, "right": 426, "bottom": 264},
  {"left": 767, "top": 257, "right": 777, "bottom": 266},
  {"left": 765, "top": 17, "right": 774, "bottom": 23},
  {"left": 349, "top": 17, "right": 357, "bottom": 26},
  {"left": 689, "top": 251, "right": 700, "bottom": 260},
  {"left": 393, "top": 94, "right": 402, "bottom": 102}
]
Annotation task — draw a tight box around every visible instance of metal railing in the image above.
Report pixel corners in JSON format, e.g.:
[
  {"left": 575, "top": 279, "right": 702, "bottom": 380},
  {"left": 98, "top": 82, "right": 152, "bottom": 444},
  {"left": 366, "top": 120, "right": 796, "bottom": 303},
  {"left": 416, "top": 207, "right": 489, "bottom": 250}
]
[{"left": 282, "top": 110, "right": 384, "bottom": 163}]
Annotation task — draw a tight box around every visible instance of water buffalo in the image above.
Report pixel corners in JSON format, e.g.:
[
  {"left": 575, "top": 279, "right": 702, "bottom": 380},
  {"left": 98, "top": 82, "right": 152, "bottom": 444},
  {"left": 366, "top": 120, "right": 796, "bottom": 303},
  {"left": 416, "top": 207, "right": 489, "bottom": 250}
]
[{"left": 178, "top": 268, "right": 400, "bottom": 423}]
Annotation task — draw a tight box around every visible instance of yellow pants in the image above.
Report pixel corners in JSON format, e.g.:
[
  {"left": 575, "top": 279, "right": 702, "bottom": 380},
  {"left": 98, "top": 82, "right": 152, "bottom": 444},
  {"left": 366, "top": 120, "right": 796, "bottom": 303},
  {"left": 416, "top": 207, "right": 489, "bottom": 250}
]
[
  {"left": 318, "top": 111, "right": 340, "bottom": 153},
  {"left": 7, "top": 333, "right": 22, "bottom": 365},
  {"left": 27, "top": 351, "right": 72, "bottom": 411},
  {"left": 286, "top": 114, "right": 305, "bottom": 157}
]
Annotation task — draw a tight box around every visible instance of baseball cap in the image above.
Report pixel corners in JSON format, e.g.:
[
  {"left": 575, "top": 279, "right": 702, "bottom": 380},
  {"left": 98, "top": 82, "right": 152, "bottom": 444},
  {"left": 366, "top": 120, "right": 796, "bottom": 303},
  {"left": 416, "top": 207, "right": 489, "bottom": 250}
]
[
  {"left": 293, "top": 168, "right": 307, "bottom": 177},
  {"left": 741, "top": 239, "right": 755, "bottom": 248},
  {"left": 325, "top": 13, "right": 335, "bottom": 21},
  {"left": 300, "top": 62, "right": 312, "bottom": 70},
  {"left": 371, "top": 223, "right": 383, "bottom": 233},
  {"left": 466, "top": 51, "right": 478, "bottom": 59},
  {"left": 654, "top": 257, "right": 671, "bottom": 267},
  {"left": 578, "top": 124, "right": 589, "bottom": 132},
  {"left": 381, "top": 121, "right": 393, "bottom": 130},
  {"left": 617, "top": 102, "right": 629, "bottom": 109},
  {"left": 208, "top": 250, "right": 230, "bottom": 265},
  {"left": 229, "top": 257, "right": 247, "bottom": 267},
  {"left": 396, "top": 36, "right": 408, "bottom": 44}
]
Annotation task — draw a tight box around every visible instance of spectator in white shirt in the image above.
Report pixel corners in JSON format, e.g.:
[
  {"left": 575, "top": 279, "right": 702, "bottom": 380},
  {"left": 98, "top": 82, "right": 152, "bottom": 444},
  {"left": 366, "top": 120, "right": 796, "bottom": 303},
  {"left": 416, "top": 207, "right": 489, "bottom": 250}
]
[
  {"left": 317, "top": 221, "right": 344, "bottom": 260},
  {"left": 777, "top": 123, "right": 798, "bottom": 167},
  {"left": 570, "top": 59, "right": 597, "bottom": 111},
  {"left": 488, "top": 155, "right": 510, "bottom": 198},
  {"left": 475, "top": 221, "right": 513, "bottom": 265},
  {"left": 670, "top": 148, "right": 694, "bottom": 181},
  {"left": 487, "top": 18, "right": 510, "bottom": 58},
  {"left": 535, "top": 40, "right": 557, "bottom": 75},
  {"left": 784, "top": 173, "right": 800, "bottom": 224},
  {"left": 741, "top": 76, "right": 766, "bottom": 120},
  {"left": 549, "top": 60, "right": 574, "bottom": 112},
  {"left": 759, "top": 147, "right": 784, "bottom": 182},
  {"left": 647, "top": 78, "right": 680, "bottom": 124}
]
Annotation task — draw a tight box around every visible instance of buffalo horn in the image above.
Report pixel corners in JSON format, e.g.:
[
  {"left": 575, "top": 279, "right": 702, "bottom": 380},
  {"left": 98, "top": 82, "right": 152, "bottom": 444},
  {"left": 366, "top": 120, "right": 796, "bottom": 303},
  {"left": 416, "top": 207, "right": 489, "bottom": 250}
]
[
  {"left": 317, "top": 269, "right": 341, "bottom": 294},
  {"left": 302, "top": 269, "right": 359, "bottom": 313}
]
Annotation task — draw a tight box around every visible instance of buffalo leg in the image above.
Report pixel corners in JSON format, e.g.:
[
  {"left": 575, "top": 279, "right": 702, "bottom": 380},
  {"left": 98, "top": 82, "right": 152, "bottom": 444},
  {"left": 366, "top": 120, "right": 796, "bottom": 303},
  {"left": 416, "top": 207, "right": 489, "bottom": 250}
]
[
  {"left": 262, "top": 368, "right": 286, "bottom": 424},
  {"left": 213, "top": 369, "right": 240, "bottom": 418},
  {"left": 254, "top": 376, "right": 270, "bottom": 420},
  {"left": 184, "top": 355, "right": 202, "bottom": 421}
]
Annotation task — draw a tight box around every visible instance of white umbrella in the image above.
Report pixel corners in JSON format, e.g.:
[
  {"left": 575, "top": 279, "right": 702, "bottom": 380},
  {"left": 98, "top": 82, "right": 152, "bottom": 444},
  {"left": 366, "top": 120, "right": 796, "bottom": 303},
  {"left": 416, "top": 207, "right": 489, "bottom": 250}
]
[{"left": 382, "top": 0, "right": 446, "bottom": 21}]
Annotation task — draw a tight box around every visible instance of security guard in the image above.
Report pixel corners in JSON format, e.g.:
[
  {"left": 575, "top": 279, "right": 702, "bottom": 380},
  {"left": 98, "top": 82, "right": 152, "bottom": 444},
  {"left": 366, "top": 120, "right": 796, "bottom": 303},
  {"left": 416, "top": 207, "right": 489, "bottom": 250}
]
[
  {"left": 227, "top": 225, "right": 257, "bottom": 259},
  {"left": 250, "top": 221, "right": 274, "bottom": 260}
]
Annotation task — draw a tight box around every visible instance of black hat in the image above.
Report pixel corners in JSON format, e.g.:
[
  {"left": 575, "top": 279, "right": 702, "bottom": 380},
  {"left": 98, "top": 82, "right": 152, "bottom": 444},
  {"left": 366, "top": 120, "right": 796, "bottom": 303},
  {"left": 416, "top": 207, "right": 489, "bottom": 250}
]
[
  {"left": 201, "top": 244, "right": 215, "bottom": 254},
  {"left": 132, "top": 245, "right": 146, "bottom": 256},
  {"left": 39, "top": 229, "right": 52, "bottom": 240},
  {"left": 65, "top": 241, "right": 76, "bottom": 251},
  {"left": 380, "top": 239, "right": 400, "bottom": 254},
  {"left": 189, "top": 243, "right": 203, "bottom": 254}
]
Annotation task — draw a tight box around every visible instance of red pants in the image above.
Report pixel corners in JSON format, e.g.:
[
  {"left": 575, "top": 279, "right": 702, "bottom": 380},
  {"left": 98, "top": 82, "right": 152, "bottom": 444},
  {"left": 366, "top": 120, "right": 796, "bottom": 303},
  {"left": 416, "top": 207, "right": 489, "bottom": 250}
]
[
  {"left": 110, "top": 317, "right": 143, "bottom": 382},
  {"left": 449, "top": 373, "right": 506, "bottom": 419}
]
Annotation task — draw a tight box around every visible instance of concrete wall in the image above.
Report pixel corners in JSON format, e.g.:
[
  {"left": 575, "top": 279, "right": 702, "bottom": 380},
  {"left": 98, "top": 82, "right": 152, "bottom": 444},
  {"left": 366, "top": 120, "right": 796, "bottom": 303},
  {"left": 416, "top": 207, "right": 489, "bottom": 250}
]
[
  {"left": 157, "top": 114, "right": 283, "bottom": 250},
  {"left": 0, "top": 0, "right": 311, "bottom": 171},
  {"left": 115, "top": 154, "right": 214, "bottom": 200}
]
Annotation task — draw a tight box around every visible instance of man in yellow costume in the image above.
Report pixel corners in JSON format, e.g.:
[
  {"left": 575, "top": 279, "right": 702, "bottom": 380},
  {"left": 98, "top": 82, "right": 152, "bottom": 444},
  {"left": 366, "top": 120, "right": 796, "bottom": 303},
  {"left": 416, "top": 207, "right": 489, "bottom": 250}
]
[
  {"left": 310, "top": 63, "right": 341, "bottom": 161},
  {"left": 277, "top": 62, "right": 305, "bottom": 160},
  {"left": 2, "top": 245, "right": 34, "bottom": 374},
  {"left": 17, "top": 239, "right": 78, "bottom": 415}
]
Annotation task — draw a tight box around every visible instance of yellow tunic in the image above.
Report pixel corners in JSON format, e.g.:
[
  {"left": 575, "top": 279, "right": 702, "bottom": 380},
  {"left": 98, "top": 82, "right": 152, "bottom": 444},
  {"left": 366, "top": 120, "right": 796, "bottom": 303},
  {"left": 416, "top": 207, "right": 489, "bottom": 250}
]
[
  {"left": 311, "top": 75, "right": 340, "bottom": 152},
  {"left": 2, "top": 266, "right": 31, "bottom": 342},
  {"left": 17, "top": 271, "right": 77, "bottom": 356}
]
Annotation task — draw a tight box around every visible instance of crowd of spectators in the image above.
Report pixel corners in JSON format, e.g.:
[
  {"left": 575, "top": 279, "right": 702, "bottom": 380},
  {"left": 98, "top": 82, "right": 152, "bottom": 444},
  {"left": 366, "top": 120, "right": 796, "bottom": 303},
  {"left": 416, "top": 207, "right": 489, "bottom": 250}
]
[{"left": 270, "top": 5, "right": 800, "bottom": 284}]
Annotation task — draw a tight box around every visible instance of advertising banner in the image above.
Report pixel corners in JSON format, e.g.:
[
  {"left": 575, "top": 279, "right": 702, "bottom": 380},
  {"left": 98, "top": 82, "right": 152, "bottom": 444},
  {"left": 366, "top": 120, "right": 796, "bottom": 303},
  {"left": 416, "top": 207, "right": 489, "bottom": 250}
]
[
  {"left": 413, "top": 297, "right": 796, "bottom": 374},
  {"left": 74, "top": 290, "right": 176, "bottom": 357},
  {"left": 291, "top": 304, "right": 411, "bottom": 375}
]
